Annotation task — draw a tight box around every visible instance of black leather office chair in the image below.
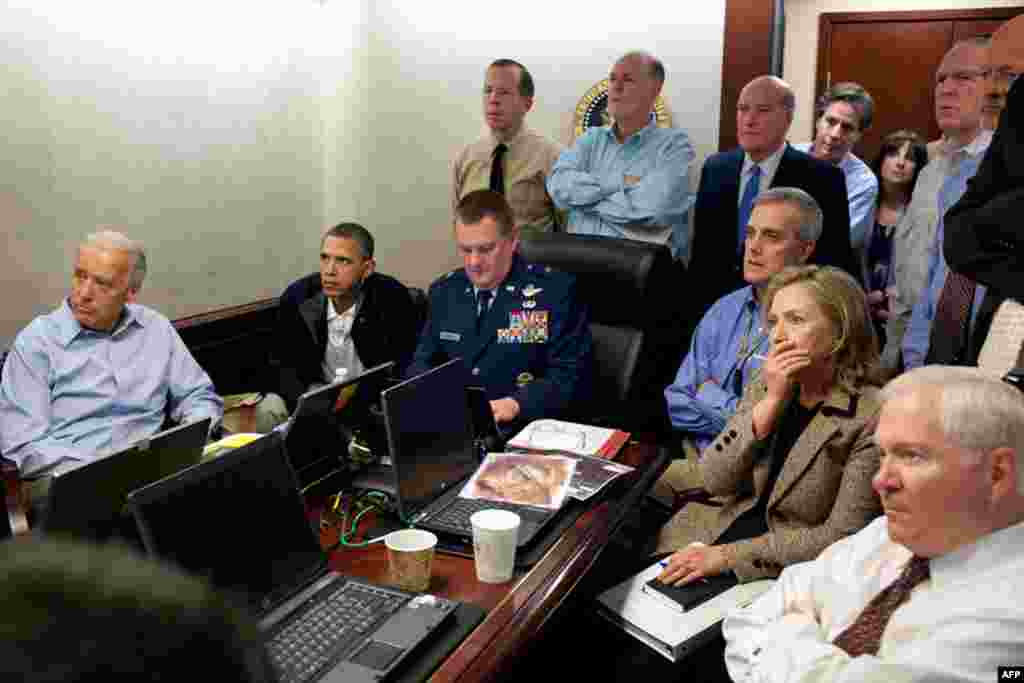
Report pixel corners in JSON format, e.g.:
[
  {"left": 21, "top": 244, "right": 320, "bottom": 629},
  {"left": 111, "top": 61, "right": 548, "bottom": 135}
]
[
  {"left": 518, "top": 234, "right": 693, "bottom": 434},
  {"left": 589, "top": 323, "right": 644, "bottom": 426}
]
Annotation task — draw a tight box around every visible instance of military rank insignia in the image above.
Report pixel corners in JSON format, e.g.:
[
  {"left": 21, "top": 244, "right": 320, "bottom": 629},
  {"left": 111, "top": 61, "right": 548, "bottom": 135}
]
[{"left": 498, "top": 310, "right": 549, "bottom": 344}]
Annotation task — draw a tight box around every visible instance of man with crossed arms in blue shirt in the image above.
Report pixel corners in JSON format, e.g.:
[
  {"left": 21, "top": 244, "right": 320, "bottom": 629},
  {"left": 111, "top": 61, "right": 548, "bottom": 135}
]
[
  {"left": 0, "top": 231, "right": 221, "bottom": 514},
  {"left": 547, "top": 51, "right": 696, "bottom": 262},
  {"left": 653, "top": 188, "right": 820, "bottom": 500}
]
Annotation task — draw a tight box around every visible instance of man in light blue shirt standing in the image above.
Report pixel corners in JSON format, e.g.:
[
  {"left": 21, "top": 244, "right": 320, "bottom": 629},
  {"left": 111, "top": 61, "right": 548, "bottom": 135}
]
[
  {"left": 793, "top": 82, "right": 878, "bottom": 257},
  {"left": 901, "top": 38, "right": 994, "bottom": 369},
  {"left": 0, "top": 231, "right": 222, "bottom": 502},
  {"left": 547, "top": 51, "right": 695, "bottom": 262}
]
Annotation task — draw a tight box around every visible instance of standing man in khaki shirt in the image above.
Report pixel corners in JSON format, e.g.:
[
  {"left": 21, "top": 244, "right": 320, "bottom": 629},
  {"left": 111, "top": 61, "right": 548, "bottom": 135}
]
[{"left": 453, "top": 59, "right": 562, "bottom": 234}]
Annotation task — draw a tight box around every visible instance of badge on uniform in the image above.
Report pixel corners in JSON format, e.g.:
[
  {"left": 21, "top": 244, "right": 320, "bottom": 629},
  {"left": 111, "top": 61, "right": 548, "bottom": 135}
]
[
  {"left": 516, "top": 372, "right": 534, "bottom": 386},
  {"left": 440, "top": 331, "right": 461, "bottom": 342},
  {"left": 521, "top": 284, "right": 543, "bottom": 298},
  {"left": 498, "top": 310, "right": 549, "bottom": 344}
]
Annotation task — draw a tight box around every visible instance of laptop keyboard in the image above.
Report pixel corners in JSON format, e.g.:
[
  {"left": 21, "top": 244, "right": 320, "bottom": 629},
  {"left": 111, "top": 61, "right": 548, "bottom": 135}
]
[
  {"left": 267, "top": 579, "right": 406, "bottom": 683},
  {"left": 427, "top": 496, "right": 534, "bottom": 535}
]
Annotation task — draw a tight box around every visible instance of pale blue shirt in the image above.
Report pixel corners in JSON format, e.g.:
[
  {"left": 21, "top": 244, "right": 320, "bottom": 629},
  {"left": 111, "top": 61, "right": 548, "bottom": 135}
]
[
  {"left": 664, "top": 286, "right": 766, "bottom": 451},
  {"left": 0, "top": 301, "right": 222, "bottom": 477},
  {"left": 547, "top": 120, "right": 696, "bottom": 262},
  {"left": 794, "top": 143, "right": 878, "bottom": 254},
  {"left": 903, "top": 150, "right": 988, "bottom": 369}
]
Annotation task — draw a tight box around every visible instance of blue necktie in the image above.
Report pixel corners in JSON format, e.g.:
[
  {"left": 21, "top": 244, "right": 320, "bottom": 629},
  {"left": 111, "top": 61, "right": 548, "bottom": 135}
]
[{"left": 737, "top": 164, "right": 762, "bottom": 256}]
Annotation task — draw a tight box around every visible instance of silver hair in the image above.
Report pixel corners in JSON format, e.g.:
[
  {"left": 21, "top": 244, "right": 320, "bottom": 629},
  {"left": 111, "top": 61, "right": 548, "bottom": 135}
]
[
  {"left": 753, "top": 187, "right": 823, "bottom": 242},
  {"left": 82, "top": 230, "right": 147, "bottom": 290},
  {"left": 881, "top": 365, "right": 1024, "bottom": 493},
  {"left": 617, "top": 51, "right": 665, "bottom": 83}
]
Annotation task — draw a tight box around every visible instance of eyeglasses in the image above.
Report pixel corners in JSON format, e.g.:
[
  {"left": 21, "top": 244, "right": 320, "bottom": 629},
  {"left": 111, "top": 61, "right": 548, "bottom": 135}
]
[{"left": 935, "top": 69, "right": 990, "bottom": 87}]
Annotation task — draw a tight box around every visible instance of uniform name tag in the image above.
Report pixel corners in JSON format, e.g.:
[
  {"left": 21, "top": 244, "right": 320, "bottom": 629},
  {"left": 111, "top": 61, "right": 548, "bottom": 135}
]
[{"left": 440, "top": 331, "right": 461, "bottom": 342}]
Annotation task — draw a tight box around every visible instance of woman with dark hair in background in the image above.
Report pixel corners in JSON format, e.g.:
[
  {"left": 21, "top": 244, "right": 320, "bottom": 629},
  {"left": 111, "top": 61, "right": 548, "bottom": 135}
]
[{"left": 862, "top": 129, "right": 928, "bottom": 372}]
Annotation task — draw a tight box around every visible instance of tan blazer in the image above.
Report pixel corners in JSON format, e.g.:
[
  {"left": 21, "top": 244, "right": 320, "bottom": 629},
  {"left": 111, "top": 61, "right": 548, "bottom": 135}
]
[{"left": 654, "top": 378, "right": 883, "bottom": 581}]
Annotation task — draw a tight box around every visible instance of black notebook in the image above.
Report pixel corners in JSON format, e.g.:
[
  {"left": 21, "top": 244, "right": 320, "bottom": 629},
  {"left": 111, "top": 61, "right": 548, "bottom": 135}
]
[{"left": 642, "top": 573, "right": 739, "bottom": 612}]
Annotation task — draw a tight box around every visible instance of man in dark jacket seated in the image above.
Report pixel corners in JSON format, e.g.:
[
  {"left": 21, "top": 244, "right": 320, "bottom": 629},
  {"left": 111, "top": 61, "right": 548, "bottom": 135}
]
[{"left": 260, "top": 222, "right": 421, "bottom": 430}]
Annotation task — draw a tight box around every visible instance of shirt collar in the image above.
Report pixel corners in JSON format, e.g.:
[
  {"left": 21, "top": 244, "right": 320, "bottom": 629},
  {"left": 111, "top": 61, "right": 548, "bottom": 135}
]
[
  {"left": 928, "top": 517, "right": 1024, "bottom": 590},
  {"left": 943, "top": 129, "right": 994, "bottom": 159},
  {"left": 602, "top": 116, "right": 658, "bottom": 145},
  {"left": 742, "top": 142, "right": 786, "bottom": 180},
  {"left": 326, "top": 293, "right": 362, "bottom": 322},
  {"left": 489, "top": 125, "right": 529, "bottom": 150},
  {"left": 56, "top": 299, "right": 143, "bottom": 347}
]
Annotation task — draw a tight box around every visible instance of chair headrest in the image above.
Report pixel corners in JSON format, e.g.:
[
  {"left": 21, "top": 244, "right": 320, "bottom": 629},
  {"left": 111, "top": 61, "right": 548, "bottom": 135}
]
[{"left": 518, "top": 234, "right": 676, "bottom": 325}]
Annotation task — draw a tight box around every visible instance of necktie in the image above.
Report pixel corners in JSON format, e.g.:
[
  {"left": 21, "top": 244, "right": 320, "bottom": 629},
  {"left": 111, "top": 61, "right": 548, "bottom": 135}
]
[
  {"left": 926, "top": 152, "right": 976, "bottom": 365},
  {"left": 737, "top": 164, "right": 762, "bottom": 256},
  {"left": 926, "top": 271, "right": 977, "bottom": 364},
  {"left": 476, "top": 289, "right": 493, "bottom": 333},
  {"left": 832, "top": 556, "right": 930, "bottom": 657},
  {"left": 490, "top": 143, "right": 508, "bottom": 194}
]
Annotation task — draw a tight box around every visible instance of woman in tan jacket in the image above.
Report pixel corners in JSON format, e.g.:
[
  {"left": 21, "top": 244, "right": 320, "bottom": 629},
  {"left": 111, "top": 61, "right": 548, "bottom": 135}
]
[{"left": 656, "top": 265, "right": 885, "bottom": 585}]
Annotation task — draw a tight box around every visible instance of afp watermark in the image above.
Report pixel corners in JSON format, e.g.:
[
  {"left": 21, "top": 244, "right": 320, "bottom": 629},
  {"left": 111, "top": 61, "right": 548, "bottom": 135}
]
[{"left": 999, "top": 667, "right": 1024, "bottom": 680}]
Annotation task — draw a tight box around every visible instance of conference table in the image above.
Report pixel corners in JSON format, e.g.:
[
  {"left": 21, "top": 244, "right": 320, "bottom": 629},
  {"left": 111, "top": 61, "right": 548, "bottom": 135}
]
[
  {"left": 222, "top": 404, "right": 670, "bottom": 681},
  {"left": 320, "top": 438, "right": 669, "bottom": 682}
]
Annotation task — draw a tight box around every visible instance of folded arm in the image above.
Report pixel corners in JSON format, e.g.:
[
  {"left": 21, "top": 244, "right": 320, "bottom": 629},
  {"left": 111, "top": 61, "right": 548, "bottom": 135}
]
[{"left": 547, "top": 130, "right": 695, "bottom": 228}]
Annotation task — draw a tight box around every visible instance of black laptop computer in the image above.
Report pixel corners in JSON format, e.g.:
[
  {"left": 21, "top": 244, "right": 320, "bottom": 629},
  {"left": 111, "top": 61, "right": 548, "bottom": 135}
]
[
  {"left": 42, "top": 416, "right": 211, "bottom": 543},
  {"left": 282, "top": 361, "right": 394, "bottom": 489},
  {"left": 127, "top": 431, "right": 458, "bottom": 683},
  {"left": 383, "top": 359, "right": 560, "bottom": 549}
]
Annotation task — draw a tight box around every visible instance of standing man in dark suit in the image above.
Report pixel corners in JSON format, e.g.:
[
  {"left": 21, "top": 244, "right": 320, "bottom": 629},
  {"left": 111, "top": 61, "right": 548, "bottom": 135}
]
[
  {"left": 409, "top": 190, "right": 592, "bottom": 428},
  {"left": 274, "top": 222, "right": 421, "bottom": 413},
  {"left": 688, "top": 76, "right": 855, "bottom": 316}
]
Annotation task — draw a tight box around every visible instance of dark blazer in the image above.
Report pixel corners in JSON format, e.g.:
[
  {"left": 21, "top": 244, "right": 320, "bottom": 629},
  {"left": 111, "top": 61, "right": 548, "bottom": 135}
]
[
  {"left": 654, "top": 376, "right": 882, "bottom": 581},
  {"left": 276, "top": 271, "right": 421, "bottom": 411},
  {"left": 945, "top": 78, "right": 1024, "bottom": 361},
  {"left": 408, "top": 254, "right": 592, "bottom": 426},
  {"left": 688, "top": 144, "right": 856, "bottom": 316}
]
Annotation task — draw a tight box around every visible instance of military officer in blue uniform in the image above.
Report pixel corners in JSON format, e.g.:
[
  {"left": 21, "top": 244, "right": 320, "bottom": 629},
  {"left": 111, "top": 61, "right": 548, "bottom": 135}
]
[{"left": 409, "top": 189, "right": 592, "bottom": 427}]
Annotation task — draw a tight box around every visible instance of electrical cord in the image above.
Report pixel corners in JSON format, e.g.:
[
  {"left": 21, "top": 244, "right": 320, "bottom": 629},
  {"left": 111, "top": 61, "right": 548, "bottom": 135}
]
[{"left": 323, "top": 488, "right": 410, "bottom": 552}]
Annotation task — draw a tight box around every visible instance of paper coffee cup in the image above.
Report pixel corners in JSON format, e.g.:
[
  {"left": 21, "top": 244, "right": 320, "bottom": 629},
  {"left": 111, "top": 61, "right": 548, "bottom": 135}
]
[
  {"left": 470, "top": 509, "right": 521, "bottom": 583},
  {"left": 385, "top": 529, "right": 437, "bottom": 592}
]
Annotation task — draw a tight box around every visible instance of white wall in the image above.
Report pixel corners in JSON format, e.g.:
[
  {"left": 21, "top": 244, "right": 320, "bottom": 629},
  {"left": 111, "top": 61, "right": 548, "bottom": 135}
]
[
  {"left": 0, "top": 2, "right": 353, "bottom": 344},
  {"left": 0, "top": 0, "right": 725, "bottom": 345},
  {"left": 784, "top": 0, "right": 1023, "bottom": 141}
]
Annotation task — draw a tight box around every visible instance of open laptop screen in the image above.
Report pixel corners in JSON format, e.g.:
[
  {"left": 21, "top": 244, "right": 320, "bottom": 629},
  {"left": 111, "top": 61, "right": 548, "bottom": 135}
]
[
  {"left": 285, "top": 361, "right": 395, "bottom": 480},
  {"left": 128, "top": 433, "right": 325, "bottom": 612},
  {"left": 383, "top": 358, "right": 478, "bottom": 520},
  {"left": 43, "top": 417, "right": 211, "bottom": 542}
]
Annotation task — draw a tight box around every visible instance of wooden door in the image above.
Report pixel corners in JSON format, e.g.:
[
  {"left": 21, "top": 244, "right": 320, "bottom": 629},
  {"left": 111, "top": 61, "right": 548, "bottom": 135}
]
[{"left": 816, "top": 8, "right": 1024, "bottom": 165}]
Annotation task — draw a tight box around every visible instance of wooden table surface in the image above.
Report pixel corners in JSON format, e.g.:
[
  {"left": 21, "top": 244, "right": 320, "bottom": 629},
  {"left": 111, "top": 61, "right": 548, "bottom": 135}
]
[{"left": 321, "top": 439, "right": 668, "bottom": 682}]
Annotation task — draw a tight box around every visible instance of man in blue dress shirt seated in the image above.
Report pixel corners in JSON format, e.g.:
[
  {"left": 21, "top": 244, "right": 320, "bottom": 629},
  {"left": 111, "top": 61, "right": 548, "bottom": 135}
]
[
  {"left": 723, "top": 366, "right": 1024, "bottom": 682},
  {"left": 546, "top": 51, "right": 696, "bottom": 263},
  {"left": 0, "top": 231, "right": 221, "bottom": 510},
  {"left": 793, "top": 82, "right": 878, "bottom": 255},
  {"left": 408, "top": 190, "right": 592, "bottom": 429},
  {"left": 653, "top": 188, "right": 820, "bottom": 501}
]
